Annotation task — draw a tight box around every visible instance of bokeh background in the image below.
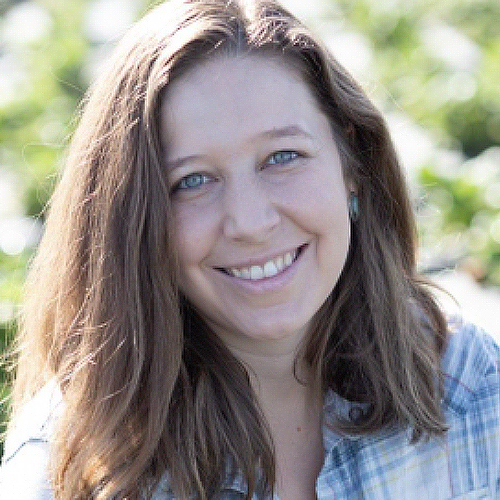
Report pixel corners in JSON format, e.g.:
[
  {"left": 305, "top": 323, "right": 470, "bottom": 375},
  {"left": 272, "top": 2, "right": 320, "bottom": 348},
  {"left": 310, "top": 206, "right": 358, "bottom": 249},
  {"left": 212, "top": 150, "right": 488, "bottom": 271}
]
[{"left": 1, "top": 0, "right": 499, "bottom": 447}]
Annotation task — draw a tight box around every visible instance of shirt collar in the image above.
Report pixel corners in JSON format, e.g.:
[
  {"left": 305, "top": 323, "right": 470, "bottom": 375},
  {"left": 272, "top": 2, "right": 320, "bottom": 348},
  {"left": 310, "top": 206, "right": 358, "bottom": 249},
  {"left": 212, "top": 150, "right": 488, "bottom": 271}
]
[{"left": 322, "top": 389, "right": 373, "bottom": 451}]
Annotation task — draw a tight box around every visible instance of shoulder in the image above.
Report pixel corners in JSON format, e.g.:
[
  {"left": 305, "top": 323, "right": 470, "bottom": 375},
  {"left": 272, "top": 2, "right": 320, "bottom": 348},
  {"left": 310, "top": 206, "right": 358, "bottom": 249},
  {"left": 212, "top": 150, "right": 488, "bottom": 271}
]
[
  {"left": 0, "top": 380, "right": 62, "bottom": 500},
  {"left": 442, "top": 316, "right": 500, "bottom": 415}
]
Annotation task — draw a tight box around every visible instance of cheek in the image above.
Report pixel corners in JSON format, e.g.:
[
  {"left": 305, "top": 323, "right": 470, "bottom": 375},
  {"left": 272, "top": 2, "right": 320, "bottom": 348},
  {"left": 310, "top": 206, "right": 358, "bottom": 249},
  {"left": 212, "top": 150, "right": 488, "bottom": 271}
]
[
  {"left": 319, "top": 208, "right": 350, "bottom": 266},
  {"left": 304, "top": 181, "right": 351, "bottom": 263},
  {"left": 289, "top": 172, "right": 349, "bottom": 232},
  {"left": 173, "top": 205, "right": 215, "bottom": 268}
]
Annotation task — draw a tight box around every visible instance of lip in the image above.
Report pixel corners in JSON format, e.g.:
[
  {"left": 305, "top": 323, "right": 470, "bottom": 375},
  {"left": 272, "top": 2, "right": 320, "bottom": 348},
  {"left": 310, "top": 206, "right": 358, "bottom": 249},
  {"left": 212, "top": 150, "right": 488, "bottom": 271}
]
[{"left": 214, "top": 244, "right": 308, "bottom": 292}]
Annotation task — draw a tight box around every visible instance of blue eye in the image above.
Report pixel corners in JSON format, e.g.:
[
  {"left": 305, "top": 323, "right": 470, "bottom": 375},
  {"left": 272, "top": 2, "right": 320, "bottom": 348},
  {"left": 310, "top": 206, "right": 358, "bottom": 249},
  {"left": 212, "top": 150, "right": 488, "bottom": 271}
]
[
  {"left": 267, "top": 151, "right": 299, "bottom": 165},
  {"left": 174, "top": 173, "right": 211, "bottom": 191}
]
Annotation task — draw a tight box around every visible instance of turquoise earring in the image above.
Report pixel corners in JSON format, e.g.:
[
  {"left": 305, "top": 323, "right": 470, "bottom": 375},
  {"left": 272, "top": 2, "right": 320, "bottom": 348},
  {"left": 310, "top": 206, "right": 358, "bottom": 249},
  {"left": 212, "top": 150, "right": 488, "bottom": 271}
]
[{"left": 349, "top": 192, "right": 359, "bottom": 222}]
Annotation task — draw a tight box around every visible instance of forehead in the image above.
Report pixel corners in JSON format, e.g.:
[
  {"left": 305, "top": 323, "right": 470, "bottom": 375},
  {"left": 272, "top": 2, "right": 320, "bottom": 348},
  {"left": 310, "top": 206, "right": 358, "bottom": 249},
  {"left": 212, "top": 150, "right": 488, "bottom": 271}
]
[
  {"left": 163, "top": 53, "right": 310, "bottom": 101},
  {"left": 159, "top": 55, "right": 331, "bottom": 149}
]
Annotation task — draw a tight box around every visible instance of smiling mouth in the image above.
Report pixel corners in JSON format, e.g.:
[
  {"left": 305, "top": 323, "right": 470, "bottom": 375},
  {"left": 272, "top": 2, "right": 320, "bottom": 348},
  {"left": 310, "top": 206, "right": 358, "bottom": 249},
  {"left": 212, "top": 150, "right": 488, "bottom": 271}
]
[{"left": 218, "top": 246, "right": 305, "bottom": 281}]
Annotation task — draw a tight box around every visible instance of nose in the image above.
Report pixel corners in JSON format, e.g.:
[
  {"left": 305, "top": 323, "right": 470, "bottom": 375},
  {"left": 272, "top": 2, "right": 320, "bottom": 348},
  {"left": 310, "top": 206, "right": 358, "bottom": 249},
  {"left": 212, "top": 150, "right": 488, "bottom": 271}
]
[{"left": 222, "top": 175, "right": 280, "bottom": 242}]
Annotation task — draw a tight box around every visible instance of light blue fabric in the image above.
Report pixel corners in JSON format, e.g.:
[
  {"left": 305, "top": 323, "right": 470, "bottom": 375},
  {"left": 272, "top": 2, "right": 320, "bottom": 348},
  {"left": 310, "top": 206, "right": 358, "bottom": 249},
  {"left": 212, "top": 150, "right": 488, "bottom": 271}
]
[
  {"left": 315, "top": 318, "right": 500, "bottom": 499},
  {"left": 2, "top": 318, "right": 499, "bottom": 499},
  {"left": 0, "top": 380, "right": 61, "bottom": 500}
]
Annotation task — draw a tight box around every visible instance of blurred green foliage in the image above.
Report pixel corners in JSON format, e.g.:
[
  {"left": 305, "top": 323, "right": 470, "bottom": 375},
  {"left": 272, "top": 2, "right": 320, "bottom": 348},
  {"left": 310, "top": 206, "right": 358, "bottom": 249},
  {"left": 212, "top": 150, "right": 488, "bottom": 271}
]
[
  {"left": 333, "top": 0, "right": 500, "bottom": 282},
  {"left": 0, "top": 0, "right": 499, "bottom": 451},
  {"left": 1, "top": 0, "right": 88, "bottom": 218},
  {"left": 0, "top": 0, "right": 108, "bottom": 451}
]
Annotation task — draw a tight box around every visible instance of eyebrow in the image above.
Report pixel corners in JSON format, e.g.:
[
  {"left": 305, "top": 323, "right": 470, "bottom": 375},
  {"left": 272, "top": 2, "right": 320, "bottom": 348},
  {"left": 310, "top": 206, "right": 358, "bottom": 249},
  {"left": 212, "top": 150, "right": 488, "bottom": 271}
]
[
  {"left": 256, "top": 124, "right": 313, "bottom": 141},
  {"left": 165, "top": 124, "right": 313, "bottom": 171},
  {"left": 165, "top": 154, "right": 205, "bottom": 172}
]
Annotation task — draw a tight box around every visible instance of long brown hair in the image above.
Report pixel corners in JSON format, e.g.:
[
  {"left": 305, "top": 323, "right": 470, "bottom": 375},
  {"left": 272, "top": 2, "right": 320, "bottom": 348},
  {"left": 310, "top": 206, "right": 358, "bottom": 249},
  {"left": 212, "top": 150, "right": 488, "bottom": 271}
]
[{"left": 10, "top": 0, "right": 447, "bottom": 498}]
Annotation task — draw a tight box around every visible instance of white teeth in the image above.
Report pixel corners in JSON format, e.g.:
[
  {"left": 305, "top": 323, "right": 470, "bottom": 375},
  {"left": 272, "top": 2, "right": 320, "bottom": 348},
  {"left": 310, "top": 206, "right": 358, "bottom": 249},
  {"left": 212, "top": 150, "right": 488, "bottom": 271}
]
[
  {"left": 241, "top": 268, "right": 251, "bottom": 279},
  {"left": 263, "top": 260, "right": 278, "bottom": 278},
  {"left": 226, "top": 248, "right": 299, "bottom": 280},
  {"left": 250, "top": 265, "right": 264, "bottom": 280},
  {"left": 276, "top": 255, "right": 283, "bottom": 270}
]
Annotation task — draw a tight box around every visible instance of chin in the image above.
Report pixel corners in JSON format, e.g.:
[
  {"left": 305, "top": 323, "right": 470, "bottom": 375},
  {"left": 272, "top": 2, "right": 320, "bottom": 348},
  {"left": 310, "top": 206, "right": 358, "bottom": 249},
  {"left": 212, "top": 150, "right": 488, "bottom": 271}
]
[{"left": 237, "top": 319, "right": 310, "bottom": 345}]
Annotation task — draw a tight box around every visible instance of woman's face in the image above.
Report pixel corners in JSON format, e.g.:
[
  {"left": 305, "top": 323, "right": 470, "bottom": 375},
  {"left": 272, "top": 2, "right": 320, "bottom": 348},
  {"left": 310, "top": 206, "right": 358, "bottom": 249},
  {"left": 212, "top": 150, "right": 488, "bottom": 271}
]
[{"left": 161, "top": 55, "right": 351, "bottom": 354}]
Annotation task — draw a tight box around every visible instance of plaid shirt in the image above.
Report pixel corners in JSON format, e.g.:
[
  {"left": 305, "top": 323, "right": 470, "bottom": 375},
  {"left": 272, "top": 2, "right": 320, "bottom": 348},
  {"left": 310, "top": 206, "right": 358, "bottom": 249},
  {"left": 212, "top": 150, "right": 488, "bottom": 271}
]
[
  {"left": 2, "top": 319, "right": 499, "bottom": 499},
  {"left": 210, "top": 318, "right": 500, "bottom": 499},
  {"left": 314, "top": 318, "right": 500, "bottom": 499}
]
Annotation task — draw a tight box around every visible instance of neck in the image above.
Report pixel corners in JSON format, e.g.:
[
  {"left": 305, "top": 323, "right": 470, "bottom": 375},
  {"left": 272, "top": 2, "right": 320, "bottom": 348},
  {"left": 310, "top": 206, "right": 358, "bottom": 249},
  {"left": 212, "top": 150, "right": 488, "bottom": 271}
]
[
  {"left": 231, "top": 341, "right": 324, "bottom": 499},
  {"left": 226, "top": 341, "right": 320, "bottom": 414},
  {"left": 206, "top": 316, "right": 322, "bottom": 411}
]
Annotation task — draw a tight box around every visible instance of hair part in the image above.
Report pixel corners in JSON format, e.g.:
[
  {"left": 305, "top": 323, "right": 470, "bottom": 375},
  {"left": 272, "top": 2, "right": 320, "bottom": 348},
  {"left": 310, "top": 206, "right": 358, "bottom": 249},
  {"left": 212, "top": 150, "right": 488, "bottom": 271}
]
[{"left": 10, "top": 0, "right": 447, "bottom": 498}]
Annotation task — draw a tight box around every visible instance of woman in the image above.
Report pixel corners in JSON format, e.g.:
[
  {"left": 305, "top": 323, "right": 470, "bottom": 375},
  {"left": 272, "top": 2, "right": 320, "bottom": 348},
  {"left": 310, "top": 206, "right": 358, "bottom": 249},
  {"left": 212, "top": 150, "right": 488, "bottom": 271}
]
[{"left": 1, "top": 0, "right": 499, "bottom": 498}]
